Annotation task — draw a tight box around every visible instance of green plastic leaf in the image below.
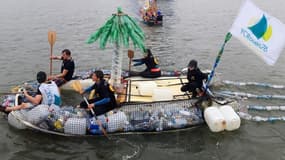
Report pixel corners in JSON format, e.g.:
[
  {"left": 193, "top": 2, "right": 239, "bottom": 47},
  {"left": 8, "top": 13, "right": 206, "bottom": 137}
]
[{"left": 86, "top": 8, "right": 145, "bottom": 51}]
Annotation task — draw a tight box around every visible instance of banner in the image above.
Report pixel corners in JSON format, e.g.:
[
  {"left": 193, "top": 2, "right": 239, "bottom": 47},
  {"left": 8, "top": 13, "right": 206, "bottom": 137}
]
[{"left": 229, "top": 0, "right": 285, "bottom": 65}]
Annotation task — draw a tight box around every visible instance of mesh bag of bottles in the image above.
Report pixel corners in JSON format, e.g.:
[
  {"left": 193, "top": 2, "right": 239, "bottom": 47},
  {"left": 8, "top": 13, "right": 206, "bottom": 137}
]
[
  {"left": 45, "top": 106, "right": 88, "bottom": 133},
  {"left": 121, "top": 100, "right": 204, "bottom": 132},
  {"left": 44, "top": 106, "right": 88, "bottom": 135},
  {"left": 26, "top": 104, "right": 50, "bottom": 125},
  {"left": 106, "top": 111, "right": 127, "bottom": 133},
  {"left": 64, "top": 117, "right": 87, "bottom": 135}
]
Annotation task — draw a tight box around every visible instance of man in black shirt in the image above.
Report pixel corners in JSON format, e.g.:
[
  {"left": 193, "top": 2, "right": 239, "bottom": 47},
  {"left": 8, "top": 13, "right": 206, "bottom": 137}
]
[{"left": 49, "top": 49, "right": 75, "bottom": 87}]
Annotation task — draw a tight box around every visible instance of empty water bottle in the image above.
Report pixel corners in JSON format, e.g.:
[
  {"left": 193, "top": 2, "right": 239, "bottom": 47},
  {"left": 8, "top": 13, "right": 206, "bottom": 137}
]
[{"left": 156, "top": 118, "right": 163, "bottom": 131}]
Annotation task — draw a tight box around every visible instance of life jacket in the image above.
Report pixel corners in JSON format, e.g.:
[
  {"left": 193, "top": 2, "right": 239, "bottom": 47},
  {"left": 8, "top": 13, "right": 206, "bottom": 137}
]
[
  {"left": 104, "top": 81, "right": 115, "bottom": 94},
  {"left": 145, "top": 55, "right": 160, "bottom": 72},
  {"left": 39, "top": 81, "right": 61, "bottom": 106},
  {"left": 151, "top": 68, "right": 161, "bottom": 72}
]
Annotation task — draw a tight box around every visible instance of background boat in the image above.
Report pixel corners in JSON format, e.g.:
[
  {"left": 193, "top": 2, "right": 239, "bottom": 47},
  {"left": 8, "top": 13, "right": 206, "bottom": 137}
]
[{"left": 140, "top": 0, "right": 163, "bottom": 26}]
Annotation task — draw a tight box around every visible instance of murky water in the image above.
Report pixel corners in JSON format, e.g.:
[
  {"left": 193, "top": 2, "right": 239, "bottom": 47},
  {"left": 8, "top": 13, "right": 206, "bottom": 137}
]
[{"left": 1, "top": 0, "right": 285, "bottom": 159}]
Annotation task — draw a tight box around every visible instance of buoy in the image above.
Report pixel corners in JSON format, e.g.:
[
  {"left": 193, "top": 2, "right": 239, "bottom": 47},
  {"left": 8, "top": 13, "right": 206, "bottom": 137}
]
[
  {"left": 204, "top": 106, "right": 226, "bottom": 132},
  {"left": 219, "top": 105, "right": 240, "bottom": 131}
]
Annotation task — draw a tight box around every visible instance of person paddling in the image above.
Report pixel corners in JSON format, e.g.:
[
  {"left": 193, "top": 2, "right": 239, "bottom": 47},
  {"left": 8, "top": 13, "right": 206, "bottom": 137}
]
[
  {"left": 48, "top": 49, "right": 75, "bottom": 87},
  {"left": 78, "top": 70, "right": 117, "bottom": 116},
  {"left": 132, "top": 48, "right": 161, "bottom": 78}
]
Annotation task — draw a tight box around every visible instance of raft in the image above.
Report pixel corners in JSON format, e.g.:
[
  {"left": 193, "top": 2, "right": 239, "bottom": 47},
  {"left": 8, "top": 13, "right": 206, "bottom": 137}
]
[
  {"left": 2, "top": 69, "right": 236, "bottom": 136},
  {"left": 0, "top": 67, "right": 238, "bottom": 136},
  {"left": 1, "top": 94, "right": 236, "bottom": 137}
]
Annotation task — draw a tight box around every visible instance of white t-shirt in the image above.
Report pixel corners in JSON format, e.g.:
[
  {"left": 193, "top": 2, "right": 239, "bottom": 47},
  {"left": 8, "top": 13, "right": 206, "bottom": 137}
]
[{"left": 39, "top": 81, "right": 61, "bottom": 106}]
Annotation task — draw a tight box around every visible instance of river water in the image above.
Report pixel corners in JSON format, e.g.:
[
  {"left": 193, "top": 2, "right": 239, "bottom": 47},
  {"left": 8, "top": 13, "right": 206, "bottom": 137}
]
[{"left": 1, "top": 0, "right": 285, "bottom": 159}]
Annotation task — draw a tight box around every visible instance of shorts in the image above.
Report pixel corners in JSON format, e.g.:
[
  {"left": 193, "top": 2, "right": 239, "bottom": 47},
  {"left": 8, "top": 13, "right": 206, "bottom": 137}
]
[{"left": 54, "top": 78, "right": 67, "bottom": 87}]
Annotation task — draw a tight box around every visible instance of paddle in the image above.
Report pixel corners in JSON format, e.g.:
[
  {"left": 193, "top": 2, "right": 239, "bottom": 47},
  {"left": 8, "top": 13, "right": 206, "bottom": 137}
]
[
  {"left": 71, "top": 80, "right": 109, "bottom": 138},
  {"left": 48, "top": 31, "right": 56, "bottom": 76},
  {"left": 127, "top": 50, "right": 134, "bottom": 74}
]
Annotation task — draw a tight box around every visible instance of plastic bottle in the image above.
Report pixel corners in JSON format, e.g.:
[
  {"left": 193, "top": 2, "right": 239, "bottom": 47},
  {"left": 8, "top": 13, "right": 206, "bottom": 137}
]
[
  {"left": 54, "top": 119, "right": 64, "bottom": 132},
  {"left": 159, "top": 118, "right": 163, "bottom": 131},
  {"left": 89, "top": 124, "right": 102, "bottom": 135}
]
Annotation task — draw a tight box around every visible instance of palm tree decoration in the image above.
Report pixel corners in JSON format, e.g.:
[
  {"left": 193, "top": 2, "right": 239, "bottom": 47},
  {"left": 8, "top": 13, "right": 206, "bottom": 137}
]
[{"left": 86, "top": 7, "right": 145, "bottom": 88}]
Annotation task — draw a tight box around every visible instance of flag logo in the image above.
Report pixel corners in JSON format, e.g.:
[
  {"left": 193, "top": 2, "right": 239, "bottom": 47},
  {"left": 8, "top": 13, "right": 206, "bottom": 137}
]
[
  {"left": 229, "top": 0, "right": 285, "bottom": 65},
  {"left": 248, "top": 15, "right": 272, "bottom": 41}
]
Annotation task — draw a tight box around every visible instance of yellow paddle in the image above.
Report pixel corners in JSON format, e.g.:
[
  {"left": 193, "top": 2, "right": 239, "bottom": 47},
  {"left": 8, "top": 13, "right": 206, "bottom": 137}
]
[
  {"left": 71, "top": 80, "right": 83, "bottom": 93},
  {"left": 48, "top": 31, "right": 56, "bottom": 76},
  {"left": 72, "top": 80, "right": 109, "bottom": 138}
]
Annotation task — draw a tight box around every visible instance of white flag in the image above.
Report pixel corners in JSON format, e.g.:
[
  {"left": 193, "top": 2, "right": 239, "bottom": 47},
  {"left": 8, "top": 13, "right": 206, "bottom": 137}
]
[{"left": 229, "top": 0, "right": 285, "bottom": 65}]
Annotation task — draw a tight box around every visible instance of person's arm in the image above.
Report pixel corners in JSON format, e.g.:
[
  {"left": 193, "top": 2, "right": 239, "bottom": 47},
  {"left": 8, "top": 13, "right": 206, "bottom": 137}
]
[
  {"left": 88, "top": 98, "right": 111, "bottom": 109},
  {"left": 82, "top": 84, "right": 95, "bottom": 94},
  {"left": 89, "top": 83, "right": 111, "bottom": 107},
  {"left": 53, "top": 69, "right": 68, "bottom": 79},
  {"left": 94, "top": 98, "right": 110, "bottom": 106},
  {"left": 50, "top": 55, "right": 62, "bottom": 60},
  {"left": 132, "top": 58, "right": 142, "bottom": 62},
  {"left": 23, "top": 89, "right": 42, "bottom": 105},
  {"left": 132, "top": 58, "right": 144, "bottom": 66}
]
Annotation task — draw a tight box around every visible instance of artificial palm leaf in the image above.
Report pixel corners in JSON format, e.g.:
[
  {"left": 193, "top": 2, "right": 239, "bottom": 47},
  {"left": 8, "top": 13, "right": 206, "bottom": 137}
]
[
  {"left": 86, "top": 7, "right": 146, "bottom": 88},
  {"left": 86, "top": 7, "right": 145, "bottom": 51}
]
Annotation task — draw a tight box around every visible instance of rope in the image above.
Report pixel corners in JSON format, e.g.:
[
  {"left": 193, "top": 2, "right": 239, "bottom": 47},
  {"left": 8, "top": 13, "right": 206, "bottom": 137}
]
[
  {"left": 238, "top": 105, "right": 285, "bottom": 122},
  {"left": 222, "top": 80, "right": 285, "bottom": 89},
  {"left": 216, "top": 91, "right": 285, "bottom": 100},
  {"left": 247, "top": 105, "right": 285, "bottom": 111},
  {"left": 238, "top": 112, "right": 285, "bottom": 122},
  {"left": 204, "top": 32, "right": 232, "bottom": 94}
]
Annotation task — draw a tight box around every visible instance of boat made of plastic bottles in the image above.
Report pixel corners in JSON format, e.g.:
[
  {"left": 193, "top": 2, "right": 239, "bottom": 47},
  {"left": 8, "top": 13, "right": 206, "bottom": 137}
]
[{"left": 1, "top": 70, "right": 230, "bottom": 136}]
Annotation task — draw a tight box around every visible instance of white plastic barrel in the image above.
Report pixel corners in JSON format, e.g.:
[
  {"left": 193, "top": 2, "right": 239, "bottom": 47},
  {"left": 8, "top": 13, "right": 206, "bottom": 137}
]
[
  {"left": 152, "top": 88, "right": 173, "bottom": 101},
  {"left": 136, "top": 81, "right": 157, "bottom": 96},
  {"left": 219, "top": 105, "right": 241, "bottom": 131},
  {"left": 204, "top": 106, "right": 226, "bottom": 132}
]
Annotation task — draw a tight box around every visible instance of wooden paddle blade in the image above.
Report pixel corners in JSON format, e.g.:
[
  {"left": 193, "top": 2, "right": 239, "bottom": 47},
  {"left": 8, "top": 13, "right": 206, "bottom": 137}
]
[
  {"left": 11, "top": 86, "right": 21, "bottom": 93},
  {"left": 128, "top": 50, "right": 134, "bottom": 59},
  {"left": 96, "top": 120, "right": 109, "bottom": 138},
  {"left": 48, "top": 31, "right": 56, "bottom": 46},
  {"left": 71, "top": 80, "right": 83, "bottom": 93}
]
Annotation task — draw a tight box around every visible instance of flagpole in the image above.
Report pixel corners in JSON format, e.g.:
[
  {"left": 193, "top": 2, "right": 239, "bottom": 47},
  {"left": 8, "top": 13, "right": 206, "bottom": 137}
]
[{"left": 204, "top": 32, "right": 232, "bottom": 96}]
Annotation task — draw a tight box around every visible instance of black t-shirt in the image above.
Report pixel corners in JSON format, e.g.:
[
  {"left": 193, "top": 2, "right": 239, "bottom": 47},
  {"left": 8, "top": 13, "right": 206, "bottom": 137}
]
[{"left": 61, "top": 59, "right": 75, "bottom": 81}]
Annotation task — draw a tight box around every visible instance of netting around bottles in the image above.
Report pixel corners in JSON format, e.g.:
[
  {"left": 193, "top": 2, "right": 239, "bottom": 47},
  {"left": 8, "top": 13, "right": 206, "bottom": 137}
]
[
  {"left": 5, "top": 98, "right": 204, "bottom": 135},
  {"left": 117, "top": 99, "right": 204, "bottom": 132},
  {"left": 64, "top": 118, "right": 87, "bottom": 135}
]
